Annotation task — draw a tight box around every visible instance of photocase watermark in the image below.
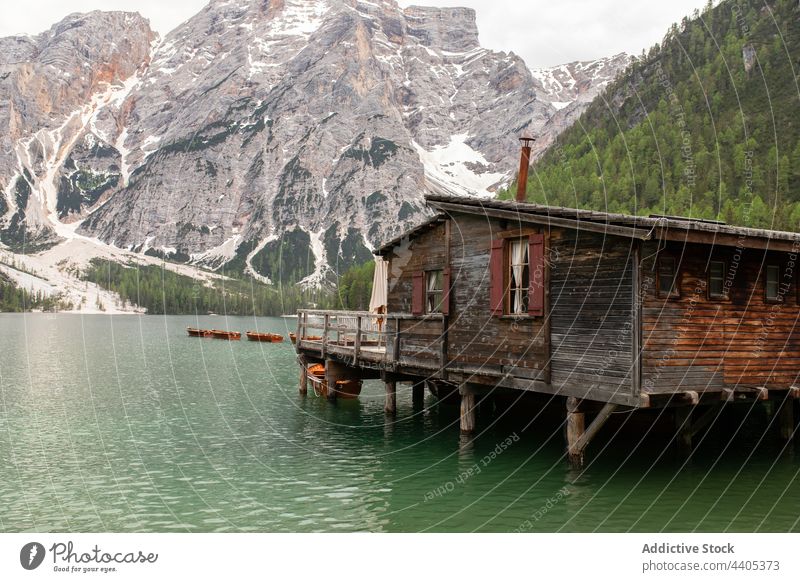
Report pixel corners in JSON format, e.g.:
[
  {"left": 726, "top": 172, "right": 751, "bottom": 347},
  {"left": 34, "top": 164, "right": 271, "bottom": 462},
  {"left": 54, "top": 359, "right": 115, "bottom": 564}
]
[
  {"left": 20, "top": 542, "right": 46, "bottom": 570},
  {"left": 513, "top": 486, "right": 571, "bottom": 532},
  {"left": 423, "top": 432, "right": 519, "bottom": 502}
]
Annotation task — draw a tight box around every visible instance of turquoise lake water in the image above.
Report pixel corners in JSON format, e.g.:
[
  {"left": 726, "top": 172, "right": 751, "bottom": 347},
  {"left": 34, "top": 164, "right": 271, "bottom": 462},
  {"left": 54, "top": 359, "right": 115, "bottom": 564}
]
[{"left": 0, "top": 313, "right": 798, "bottom": 532}]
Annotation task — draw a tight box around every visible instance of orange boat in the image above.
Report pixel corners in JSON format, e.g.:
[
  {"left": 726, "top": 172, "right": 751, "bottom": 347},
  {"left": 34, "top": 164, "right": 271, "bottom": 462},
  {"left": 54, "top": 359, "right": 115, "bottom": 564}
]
[
  {"left": 187, "top": 327, "right": 213, "bottom": 337},
  {"left": 210, "top": 329, "right": 241, "bottom": 340},
  {"left": 307, "top": 363, "right": 362, "bottom": 399},
  {"left": 290, "top": 333, "right": 322, "bottom": 344},
  {"left": 246, "top": 331, "right": 284, "bottom": 343}
]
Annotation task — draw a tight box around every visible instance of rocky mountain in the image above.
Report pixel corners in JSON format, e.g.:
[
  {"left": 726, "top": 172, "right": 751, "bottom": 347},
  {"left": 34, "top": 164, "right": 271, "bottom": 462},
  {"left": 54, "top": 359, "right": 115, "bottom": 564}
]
[{"left": 0, "top": 0, "right": 629, "bottom": 291}]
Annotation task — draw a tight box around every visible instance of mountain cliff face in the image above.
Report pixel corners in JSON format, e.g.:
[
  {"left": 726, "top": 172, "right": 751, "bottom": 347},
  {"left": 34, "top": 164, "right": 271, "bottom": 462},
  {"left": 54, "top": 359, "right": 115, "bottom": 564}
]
[{"left": 0, "top": 0, "right": 628, "bottom": 288}]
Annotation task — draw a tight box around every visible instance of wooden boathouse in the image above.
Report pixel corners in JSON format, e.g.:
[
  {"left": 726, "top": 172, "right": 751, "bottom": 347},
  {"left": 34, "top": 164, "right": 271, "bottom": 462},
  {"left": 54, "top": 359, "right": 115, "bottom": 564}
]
[{"left": 295, "top": 154, "right": 800, "bottom": 466}]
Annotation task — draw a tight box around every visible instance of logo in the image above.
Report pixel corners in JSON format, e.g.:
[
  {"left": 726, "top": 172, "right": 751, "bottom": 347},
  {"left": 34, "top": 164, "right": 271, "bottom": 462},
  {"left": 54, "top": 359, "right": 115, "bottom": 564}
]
[{"left": 20, "top": 542, "right": 46, "bottom": 570}]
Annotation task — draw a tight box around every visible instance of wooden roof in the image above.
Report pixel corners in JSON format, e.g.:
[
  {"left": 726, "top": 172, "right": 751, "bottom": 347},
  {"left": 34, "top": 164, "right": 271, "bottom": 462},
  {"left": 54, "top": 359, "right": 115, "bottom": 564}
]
[{"left": 375, "top": 194, "right": 800, "bottom": 254}]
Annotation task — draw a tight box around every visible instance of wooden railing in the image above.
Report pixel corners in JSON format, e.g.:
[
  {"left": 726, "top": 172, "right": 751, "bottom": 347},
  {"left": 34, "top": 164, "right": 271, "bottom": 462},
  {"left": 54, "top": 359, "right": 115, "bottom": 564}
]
[{"left": 296, "top": 310, "right": 447, "bottom": 371}]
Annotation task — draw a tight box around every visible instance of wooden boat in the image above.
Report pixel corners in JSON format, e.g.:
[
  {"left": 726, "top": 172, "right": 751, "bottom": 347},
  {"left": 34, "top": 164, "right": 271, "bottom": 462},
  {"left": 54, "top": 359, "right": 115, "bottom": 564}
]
[
  {"left": 187, "top": 327, "right": 213, "bottom": 337},
  {"left": 290, "top": 333, "right": 322, "bottom": 344},
  {"left": 307, "top": 364, "right": 362, "bottom": 399},
  {"left": 210, "top": 329, "right": 241, "bottom": 340},
  {"left": 246, "top": 331, "right": 284, "bottom": 343}
]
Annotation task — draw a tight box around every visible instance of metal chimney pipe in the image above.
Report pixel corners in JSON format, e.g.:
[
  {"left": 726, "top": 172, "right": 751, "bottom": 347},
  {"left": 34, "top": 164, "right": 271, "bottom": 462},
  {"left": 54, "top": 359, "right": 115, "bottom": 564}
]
[{"left": 516, "top": 136, "right": 535, "bottom": 203}]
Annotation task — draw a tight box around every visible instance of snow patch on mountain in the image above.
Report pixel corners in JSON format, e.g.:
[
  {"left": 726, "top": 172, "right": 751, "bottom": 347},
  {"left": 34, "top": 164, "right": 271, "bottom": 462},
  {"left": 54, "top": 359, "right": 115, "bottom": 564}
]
[{"left": 413, "top": 134, "right": 506, "bottom": 198}]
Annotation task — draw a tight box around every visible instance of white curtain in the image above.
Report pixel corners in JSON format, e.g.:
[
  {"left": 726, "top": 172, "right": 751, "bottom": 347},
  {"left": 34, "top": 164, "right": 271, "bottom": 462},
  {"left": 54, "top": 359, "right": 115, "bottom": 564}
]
[
  {"left": 426, "top": 271, "right": 438, "bottom": 312},
  {"left": 369, "top": 257, "right": 388, "bottom": 314},
  {"left": 511, "top": 239, "right": 527, "bottom": 313}
]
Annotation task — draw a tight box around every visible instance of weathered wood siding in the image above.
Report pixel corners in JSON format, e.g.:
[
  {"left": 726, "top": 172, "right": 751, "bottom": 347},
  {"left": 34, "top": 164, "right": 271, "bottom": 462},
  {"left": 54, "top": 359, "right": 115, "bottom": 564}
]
[
  {"left": 387, "top": 223, "right": 446, "bottom": 314},
  {"left": 641, "top": 241, "right": 800, "bottom": 392},
  {"left": 548, "top": 230, "right": 636, "bottom": 402},
  {"left": 447, "top": 215, "right": 547, "bottom": 377}
]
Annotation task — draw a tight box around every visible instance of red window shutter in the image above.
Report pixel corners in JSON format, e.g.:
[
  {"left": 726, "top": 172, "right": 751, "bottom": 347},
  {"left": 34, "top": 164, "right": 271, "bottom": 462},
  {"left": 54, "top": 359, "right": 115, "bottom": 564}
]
[
  {"left": 412, "top": 271, "right": 424, "bottom": 315},
  {"left": 442, "top": 268, "right": 451, "bottom": 315},
  {"left": 489, "top": 239, "right": 505, "bottom": 316},
  {"left": 529, "top": 234, "right": 545, "bottom": 316}
]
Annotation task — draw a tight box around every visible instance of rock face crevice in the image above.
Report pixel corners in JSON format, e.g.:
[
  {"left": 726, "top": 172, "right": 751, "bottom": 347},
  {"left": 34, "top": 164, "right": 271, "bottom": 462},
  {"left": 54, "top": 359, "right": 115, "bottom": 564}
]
[{"left": 1, "top": 0, "right": 629, "bottom": 283}]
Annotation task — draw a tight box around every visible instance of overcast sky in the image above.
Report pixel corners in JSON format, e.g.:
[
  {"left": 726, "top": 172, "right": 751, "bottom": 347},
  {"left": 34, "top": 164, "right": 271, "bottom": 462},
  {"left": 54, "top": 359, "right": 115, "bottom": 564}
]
[{"left": 1, "top": 0, "right": 710, "bottom": 68}]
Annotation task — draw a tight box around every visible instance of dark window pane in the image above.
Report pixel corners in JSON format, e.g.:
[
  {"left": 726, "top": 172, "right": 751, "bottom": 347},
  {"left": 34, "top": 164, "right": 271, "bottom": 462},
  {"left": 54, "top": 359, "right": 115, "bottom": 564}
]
[
  {"left": 709, "top": 261, "right": 725, "bottom": 298},
  {"left": 658, "top": 257, "right": 677, "bottom": 297},
  {"left": 766, "top": 265, "right": 780, "bottom": 301}
]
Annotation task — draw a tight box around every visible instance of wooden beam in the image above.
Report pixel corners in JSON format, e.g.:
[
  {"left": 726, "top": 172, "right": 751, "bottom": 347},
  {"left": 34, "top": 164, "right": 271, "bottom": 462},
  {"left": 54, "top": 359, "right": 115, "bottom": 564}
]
[
  {"left": 572, "top": 401, "right": 618, "bottom": 454},
  {"left": 299, "top": 362, "right": 308, "bottom": 396},
  {"left": 690, "top": 403, "right": 723, "bottom": 438},
  {"left": 459, "top": 387, "right": 476, "bottom": 434},
  {"left": 655, "top": 227, "right": 800, "bottom": 253},
  {"left": 776, "top": 396, "right": 795, "bottom": 441},
  {"left": 322, "top": 313, "right": 330, "bottom": 359},
  {"left": 384, "top": 381, "right": 397, "bottom": 415},
  {"left": 353, "top": 315, "right": 362, "bottom": 365},
  {"left": 324, "top": 359, "right": 340, "bottom": 403},
  {"left": 566, "top": 397, "right": 586, "bottom": 468},
  {"left": 429, "top": 200, "right": 653, "bottom": 240},
  {"left": 631, "top": 242, "right": 642, "bottom": 397},
  {"left": 412, "top": 382, "right": 425, "bottom": 408},
  {"left": 674, "top": 407, "right": 692, "bottom": 456}
]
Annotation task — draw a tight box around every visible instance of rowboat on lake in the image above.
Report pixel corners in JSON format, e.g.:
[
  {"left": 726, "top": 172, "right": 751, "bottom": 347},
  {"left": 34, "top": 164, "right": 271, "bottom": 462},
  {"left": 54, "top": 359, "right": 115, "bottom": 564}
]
[
  {"left": 187, "top": 327, "right": 213, "bottom": 337},
  {"left": 289, "top": 333, "right": 322, "bottom": 344},
  {"left": 210, "top": 329, "right": 242, "bottom": 340},
  {"left": 307, "top": 363, "right": 362, "bottom": 399},
  {"left": 246, "top": 331, "right": 284, "bottom": 343}
]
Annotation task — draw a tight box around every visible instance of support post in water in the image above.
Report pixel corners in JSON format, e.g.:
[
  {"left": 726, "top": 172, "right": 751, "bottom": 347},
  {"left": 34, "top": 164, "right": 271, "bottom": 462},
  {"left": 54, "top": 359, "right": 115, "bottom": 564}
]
[
  {"left": 412, "top": 382, "right": 425, "bottom": 408},
  {"left": 777, "top": 394, "right": 795, "bottom": 441},
  {"left": 459, "top": 385, "right": 476, "bottom": 434},
  {"left": 299, "top": 359, "right": 308, "bottom": 396},
  {"left": 325, "top": 359, "right": 339, "bottom": 403},
  {"left": 566, "top": 397, "right": 585, "bottom": 468},
  {"left": 674, "top": 406, "right": 693, "bottom": 456},
  {"left": 384, "top": 381, "right": 397, "bottom": 415}
]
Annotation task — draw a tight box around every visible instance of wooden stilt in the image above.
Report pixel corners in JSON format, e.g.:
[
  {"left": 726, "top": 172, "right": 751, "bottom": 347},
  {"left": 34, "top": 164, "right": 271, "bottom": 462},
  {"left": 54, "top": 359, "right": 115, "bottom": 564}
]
[
  {"left": 777, "top": 396, "right": 795, "bottom": 441},
  {"left": 412, "top": 382, "right": 425, "bottom": 409},
  {"left": 299, "top": 363, "right": 308, "bottom": 396},
  {"left": 325, "top": 360, "right": 338, "bottom": 402},
  {"left": 566, "top": 397, "right": 586, "bottom": 468},
  {"left": 460, "top": 387, "right": 476, "bottom": 434},
  {"left": 566, "top": 398, "right": 617, "bottom": 468},
  {"left": 384, "top": 381, "right": 397, "bottom": 415},
  {"left": 674, "top": 406, "right": 692, "bottom": 456}
]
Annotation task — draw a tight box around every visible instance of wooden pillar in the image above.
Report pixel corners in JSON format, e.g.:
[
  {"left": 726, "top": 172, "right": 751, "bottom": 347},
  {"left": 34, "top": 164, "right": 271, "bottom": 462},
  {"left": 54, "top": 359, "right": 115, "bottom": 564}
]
[
  {"left": 325, "top": 359, "right": 337, "bottom": 402},
  {"left": 566, "top": 397, "right": 585, "bottom": 468},
  {"left": 459, "top": 386, "right": 476, "bottom": 434},
  {"left": 412, "top": 382, "right": 425, "bottom": 409},
  {"left": 384, "top": 381, "right": 397, "bottom": 415},
  {"left": 777, "top": 396, "right": 795, "bottom": 441},
  {"left": 675, "top": 406, "right": 692, "bottom": 456},
  {"left": 299, "top": 363, "right": 308, "bottom": 396}
]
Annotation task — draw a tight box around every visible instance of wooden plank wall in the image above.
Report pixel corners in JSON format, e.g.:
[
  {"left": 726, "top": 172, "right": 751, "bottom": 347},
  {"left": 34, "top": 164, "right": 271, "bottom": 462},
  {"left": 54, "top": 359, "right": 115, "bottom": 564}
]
[
  {"left": 447, "top": 215, "right": 548, "bottom": 376},
  {"left": 549, "top": 230, "right": 637, "bottom": 402},
  {"left": 641, "top": 241, "right": 800, "bottom": 392},
  {"left": 387, "top": 223, "right": 446, "bottom": 314},
  {"left": 386, "top": 214, "right": 548, "bottom": 377}
]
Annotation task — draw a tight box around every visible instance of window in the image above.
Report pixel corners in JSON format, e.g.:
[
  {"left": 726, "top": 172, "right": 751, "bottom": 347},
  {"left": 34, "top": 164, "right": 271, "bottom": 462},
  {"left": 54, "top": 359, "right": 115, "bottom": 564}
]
[
  {"left": 657, "top": 256, "right": 679, "bottom": 298},
  {"left": 490, "top": 234, "right": 544, "bottom": 317},
  {"left": 766, "top": 265, "right": 781, "bottom": 302},
  {"left": 508, "top": 238, "right": 530, "bottom": 314},
  {"left": 708, "top": 260, "right": 727, "bottom": 299},
  {"left": 425, "top": 270, "right": 443, "bottom": 313}
]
